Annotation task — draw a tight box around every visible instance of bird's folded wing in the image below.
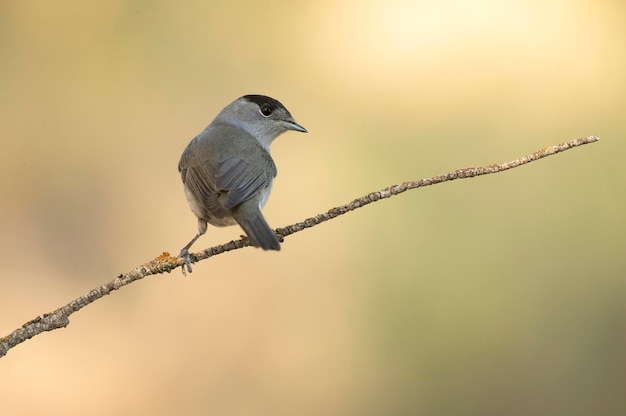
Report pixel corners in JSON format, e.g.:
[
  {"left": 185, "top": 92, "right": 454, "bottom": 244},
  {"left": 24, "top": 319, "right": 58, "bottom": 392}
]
[{"left": 216, "top": 157, "right": 270, "bottom": 209}]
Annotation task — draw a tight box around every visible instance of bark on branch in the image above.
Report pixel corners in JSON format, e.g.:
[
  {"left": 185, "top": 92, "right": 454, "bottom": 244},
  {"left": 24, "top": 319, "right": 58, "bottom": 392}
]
[{"left": 0, "top": 135, "right": 599, "bottom": 358}]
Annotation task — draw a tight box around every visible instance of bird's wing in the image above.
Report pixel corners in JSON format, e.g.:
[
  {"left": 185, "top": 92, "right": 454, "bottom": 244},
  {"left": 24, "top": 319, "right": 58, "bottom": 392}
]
[
  {"left": 182, "top": 164, "right": 222, "bottom": 216},
  {"left": 180, "top": 151, "right": 275, "bottom": 213},
  {"left": 216, "top": 155, "right": 274, "bottom": 210},
  {"left": 178, "top": 127, "right": 276, "bottom": 213}
]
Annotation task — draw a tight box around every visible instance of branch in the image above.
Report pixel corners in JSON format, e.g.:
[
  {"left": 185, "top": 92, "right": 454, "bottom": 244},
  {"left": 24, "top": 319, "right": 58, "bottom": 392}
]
[{"left": 0, "top": 135, "right": 599, "bottom": 358}]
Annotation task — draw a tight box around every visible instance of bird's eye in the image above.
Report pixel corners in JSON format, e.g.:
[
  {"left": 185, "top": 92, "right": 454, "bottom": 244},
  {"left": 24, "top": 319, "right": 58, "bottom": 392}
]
[{"left": 259, "top": 104, "right": 273, "bottom": 117}]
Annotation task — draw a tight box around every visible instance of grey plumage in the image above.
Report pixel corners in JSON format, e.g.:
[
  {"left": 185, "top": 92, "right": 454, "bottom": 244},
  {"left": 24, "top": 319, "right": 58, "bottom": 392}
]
[{"left": 178, "top": 95, "right": 306, "bottom": 271}]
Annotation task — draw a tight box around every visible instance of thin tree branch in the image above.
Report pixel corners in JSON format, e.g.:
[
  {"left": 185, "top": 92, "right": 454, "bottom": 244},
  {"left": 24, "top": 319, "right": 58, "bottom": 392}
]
[{"left": 0, "top": 135, "right": 599, "bottom": 358}]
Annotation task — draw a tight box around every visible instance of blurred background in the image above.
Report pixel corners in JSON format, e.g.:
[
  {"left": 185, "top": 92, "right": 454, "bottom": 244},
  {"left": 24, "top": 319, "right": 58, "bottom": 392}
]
[{"left": 1, "top": 0, "right": 625, "bottom": 414}]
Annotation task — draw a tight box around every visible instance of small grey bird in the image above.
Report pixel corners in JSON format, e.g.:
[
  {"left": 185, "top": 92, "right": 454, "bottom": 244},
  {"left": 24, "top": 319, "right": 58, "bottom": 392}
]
[{"left": 178, "top": 94, "right": 307, "bottom": 271}]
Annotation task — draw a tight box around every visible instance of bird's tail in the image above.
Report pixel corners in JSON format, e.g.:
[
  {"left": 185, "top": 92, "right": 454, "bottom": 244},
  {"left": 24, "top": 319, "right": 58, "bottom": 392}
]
[{"left": 236, "top": 211, "right": 281, "bottom": 251}]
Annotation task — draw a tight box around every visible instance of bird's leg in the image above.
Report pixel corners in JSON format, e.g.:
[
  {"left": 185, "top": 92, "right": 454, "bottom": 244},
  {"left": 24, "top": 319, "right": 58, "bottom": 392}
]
[
  {"left": 178, "top": 233, "right": 201, "bottom": 274},
  {"left": 178, "top": 219, "right": 208, "bottom": 274}
]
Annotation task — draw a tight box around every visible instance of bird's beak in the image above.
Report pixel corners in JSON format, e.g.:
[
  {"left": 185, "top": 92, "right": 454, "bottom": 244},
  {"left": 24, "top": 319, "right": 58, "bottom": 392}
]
[{"left": 284, "top": 118, "right": 307, "bottom": 133}]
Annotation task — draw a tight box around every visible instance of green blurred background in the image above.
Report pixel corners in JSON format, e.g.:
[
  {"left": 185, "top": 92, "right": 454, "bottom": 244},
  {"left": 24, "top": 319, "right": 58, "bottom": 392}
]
[{"left": 1, "top": 0, "right": 625, "bottom": 414}]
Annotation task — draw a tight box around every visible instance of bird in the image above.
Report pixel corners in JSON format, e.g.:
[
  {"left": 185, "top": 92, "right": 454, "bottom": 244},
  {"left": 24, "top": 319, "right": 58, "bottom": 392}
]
[{"left": 177, "top": 94, "right": 307, "bottom": 272}]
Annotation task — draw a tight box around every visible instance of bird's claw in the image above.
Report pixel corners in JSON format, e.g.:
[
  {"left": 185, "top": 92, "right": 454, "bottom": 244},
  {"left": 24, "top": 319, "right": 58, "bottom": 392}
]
[{"left": 178, "top": 248, "right": 193, "bottom": 275}]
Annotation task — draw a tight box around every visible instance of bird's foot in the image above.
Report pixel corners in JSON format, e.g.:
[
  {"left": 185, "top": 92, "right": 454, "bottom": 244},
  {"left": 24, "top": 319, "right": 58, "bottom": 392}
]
[{"left": 178, "top": 248, "right": 194, "bottom": 275}]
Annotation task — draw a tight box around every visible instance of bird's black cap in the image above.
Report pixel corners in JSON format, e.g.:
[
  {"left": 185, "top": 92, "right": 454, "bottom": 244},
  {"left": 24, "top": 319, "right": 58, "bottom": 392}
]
[{"left": 242, "top": 94, "right": 287, "bottom": 112}]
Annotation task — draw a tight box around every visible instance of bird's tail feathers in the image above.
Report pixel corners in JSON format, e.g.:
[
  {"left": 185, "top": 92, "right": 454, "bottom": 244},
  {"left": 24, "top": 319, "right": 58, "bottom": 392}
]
[{"left": 237, "top": 212, "right": 281, "bottom": 251}]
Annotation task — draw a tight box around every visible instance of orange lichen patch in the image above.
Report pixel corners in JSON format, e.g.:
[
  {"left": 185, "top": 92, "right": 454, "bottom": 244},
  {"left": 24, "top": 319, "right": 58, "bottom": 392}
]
[
  {"left": 141, "top": 252, "right": 180, "bottom": 273},
  {"left": 154, "top": 252, "right": 173, "bottom": 262}
]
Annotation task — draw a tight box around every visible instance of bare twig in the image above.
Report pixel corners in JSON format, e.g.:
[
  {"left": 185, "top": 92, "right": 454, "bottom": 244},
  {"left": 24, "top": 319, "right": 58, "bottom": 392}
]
[{"left": 0, "top": 135, "right": 599, "bottom": 358}]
